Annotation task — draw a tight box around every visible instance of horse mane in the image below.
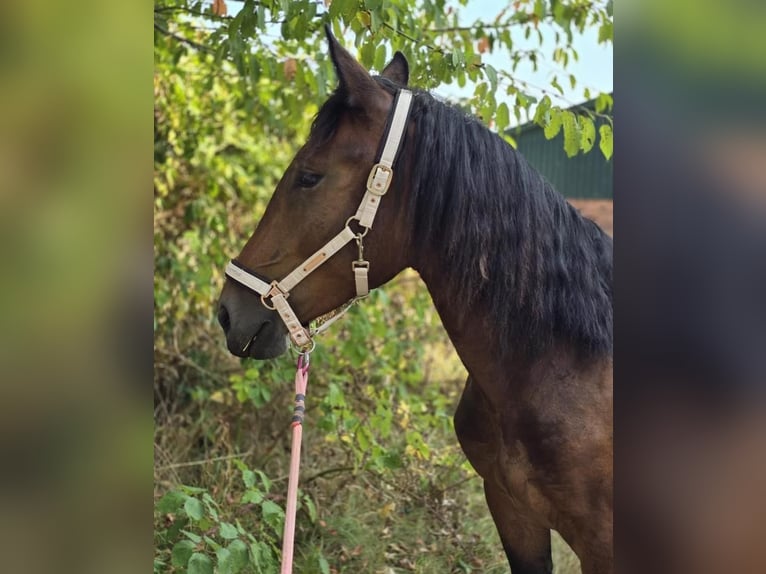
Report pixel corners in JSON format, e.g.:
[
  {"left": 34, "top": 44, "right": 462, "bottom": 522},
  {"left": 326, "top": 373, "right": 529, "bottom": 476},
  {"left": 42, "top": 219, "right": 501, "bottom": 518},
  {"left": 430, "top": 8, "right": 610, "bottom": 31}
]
[{"left": 311, "top": 78, "right": 613, "bottom": 359}]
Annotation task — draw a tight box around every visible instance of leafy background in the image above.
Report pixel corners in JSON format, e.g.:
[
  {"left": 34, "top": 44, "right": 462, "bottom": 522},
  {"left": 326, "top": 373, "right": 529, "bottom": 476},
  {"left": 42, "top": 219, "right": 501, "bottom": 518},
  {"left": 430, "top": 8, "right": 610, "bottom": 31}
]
[{"left": 154, "top": 1, "right": 612, "bottom": 572}]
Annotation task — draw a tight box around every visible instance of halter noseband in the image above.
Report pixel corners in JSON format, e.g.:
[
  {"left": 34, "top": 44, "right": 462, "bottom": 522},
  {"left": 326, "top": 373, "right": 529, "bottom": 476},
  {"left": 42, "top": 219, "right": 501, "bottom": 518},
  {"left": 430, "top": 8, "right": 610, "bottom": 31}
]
[{"left": 224, "top": 89, "right": 413, "bottom": 349}]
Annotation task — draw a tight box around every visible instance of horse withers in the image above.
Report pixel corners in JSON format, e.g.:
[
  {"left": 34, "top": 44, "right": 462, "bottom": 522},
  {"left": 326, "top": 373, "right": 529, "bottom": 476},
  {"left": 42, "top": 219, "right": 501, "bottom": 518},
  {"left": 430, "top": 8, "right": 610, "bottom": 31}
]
[{"left": 218, "top": 29, "right": 613, "bottom": 574}]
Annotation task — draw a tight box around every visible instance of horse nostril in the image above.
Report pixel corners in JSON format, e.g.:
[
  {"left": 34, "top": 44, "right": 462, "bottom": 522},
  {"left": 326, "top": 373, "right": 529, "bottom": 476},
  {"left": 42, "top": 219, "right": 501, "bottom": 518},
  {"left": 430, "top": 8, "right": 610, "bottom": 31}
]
[{"left": 217, "top": 303, "right": 231, "bottom": 333}]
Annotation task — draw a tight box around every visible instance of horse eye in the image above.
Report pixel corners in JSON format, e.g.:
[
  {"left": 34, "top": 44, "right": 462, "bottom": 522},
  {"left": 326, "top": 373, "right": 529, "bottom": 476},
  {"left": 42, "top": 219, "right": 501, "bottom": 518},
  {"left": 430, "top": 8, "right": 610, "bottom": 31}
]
[{"left": 297, "top": 172, "right": 323, "bottom": 188}]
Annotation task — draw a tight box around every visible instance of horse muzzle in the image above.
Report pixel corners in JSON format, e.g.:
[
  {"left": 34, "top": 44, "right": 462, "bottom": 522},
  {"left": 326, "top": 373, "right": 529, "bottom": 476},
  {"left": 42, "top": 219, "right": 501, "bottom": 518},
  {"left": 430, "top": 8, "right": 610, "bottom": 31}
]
[{"left": 218, "top": 281, "right": 289, "bottom": 359}]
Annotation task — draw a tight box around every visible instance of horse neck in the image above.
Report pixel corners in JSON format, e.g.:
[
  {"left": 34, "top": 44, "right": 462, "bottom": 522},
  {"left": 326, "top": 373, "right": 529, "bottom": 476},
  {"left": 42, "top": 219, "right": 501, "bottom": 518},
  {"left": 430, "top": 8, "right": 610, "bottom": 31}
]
[
  {"left": 412, "top": 221, "right": 612, "bottom": 401},
  {"left": 400, "top": 100, "right": 611, "bottom": 396},
  {"left": 413, "top": 258, "right": 515, "bottom": 399},
  {"left": 416, "top": 258, "right": 609, "bottom": 407}
]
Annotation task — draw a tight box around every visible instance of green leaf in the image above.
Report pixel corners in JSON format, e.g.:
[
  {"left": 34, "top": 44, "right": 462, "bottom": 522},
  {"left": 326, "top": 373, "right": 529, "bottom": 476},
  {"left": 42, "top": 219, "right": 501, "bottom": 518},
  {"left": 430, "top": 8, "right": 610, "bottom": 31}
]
[
  {"left": 202, "top": 493, "right": 219, "bottom": 521},
  {"left": 374, "top": 44, "right": 387, "bottom": 72},
  {"left": 261, "top": 500, "right": 284, "bottom": 530},
  {"left": 215, "top": 547, "right": 232, "bottom": 574},
  {"left": 327, "top": 383, "right": 346, "bottom": 408},
  {"left": 380, "top": 451, "right": 402, "bottom": 469},
  {"left": 256, "top": 5, "right": 265, "bottom": 30},
  {"left": 356, "top": 425, "right": 371, "bottom": 451},
  {"left": 219, "top": 522, "right": 239, "bottom": 540},
  {"left": 227, "top": 540, "right": 249, "bottom": 573},
  {"left": 171, "top": 540, "right": 196, "bottom": 567},
  {"left": 502, "top": 132, "right": 517, "bottom": 148},
  {"left": 328, "top": 0, "right": 342, "bottom": 19},
  {"left": 599, "top": 123, "right": 613, "bottom": 160},
  {"left": 250, "top": 541, "right": 270, "bottom": 569},
  {"left": 254, "top": 469, "right": 272, "bottom": 492},
  {"left": 340, "top": 0, "right": 358, "bottom": 22},
  {"left": 319, "top": 555, "right": 330, "bottom": 574},
  {"left": 550, "top": 76, "right": 564, "bottom": 96},
  {"left": 598, "top": 21, "right": 613, "bottom": 44},
  {"left": 157, "top": 490, "right": 186, "bottom": 514},
  {"left": 360, "top": 41, "right": 375, "bottom": 68},
  {"left": 180, "top": 485, "right": 207, "bottom": 495},
  {"left": 595, "top": 92, "right": 613, "bottom": 113},
  {"left": 562, "top": 111, "right": 580, "bottom": 157},
  {"left": 579, "top": 115, "right": 596, "bottom": 152},
  {"left": 262, "top": 500, "right": 283, "bottom": 517},
  {"left": 370, "top": 9, "right": 382, "bottom": 33},
  {"left": 184, "top": 497, "right": 205, "bottom": 521},
  {"left": 484, "top": 64, "right": 498, "bottom": 93},
  {"left": 515, "top": 91, "right": 535, "bottom": 109},
  {"left": 241, "top": 488, "right": 264, "bottom": 505},
  {"left": 533, "top": 95, "right": 551, "bottom": 125},
  {"left": 242, "top": 469, "right": 255, "bottom": 489},
  {"left": 182, "top": 530, "right": 202, "bottom": 544},
  {"left": 187, "top": 553, "right": 214, "bottom": 574},
  {"left": 543, "top": 108, "right": 563, "bottom": 139},
  {"left": 495, "top": 102, "right": 510, "bottom": 132},
  {"left": 203, "top": 534, "right": 221, "bottom": 551},
  {"left": 303, "top": 495, "right": 318, "bottom": 523}
]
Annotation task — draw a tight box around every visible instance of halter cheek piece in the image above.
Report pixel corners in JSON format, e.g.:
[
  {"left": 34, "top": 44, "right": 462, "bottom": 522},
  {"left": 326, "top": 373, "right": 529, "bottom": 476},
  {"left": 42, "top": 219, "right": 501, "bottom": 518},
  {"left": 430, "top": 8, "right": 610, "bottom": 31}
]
[{"left": 224, "top": 89, "right": 413, "bottom": 349}]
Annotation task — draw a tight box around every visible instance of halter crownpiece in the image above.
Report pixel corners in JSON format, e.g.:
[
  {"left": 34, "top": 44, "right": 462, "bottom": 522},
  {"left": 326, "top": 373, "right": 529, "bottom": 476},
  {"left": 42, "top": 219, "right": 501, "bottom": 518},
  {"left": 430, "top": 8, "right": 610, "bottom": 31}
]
[{"left": 224, "top": 89, "right": 413, "bottom": 348}]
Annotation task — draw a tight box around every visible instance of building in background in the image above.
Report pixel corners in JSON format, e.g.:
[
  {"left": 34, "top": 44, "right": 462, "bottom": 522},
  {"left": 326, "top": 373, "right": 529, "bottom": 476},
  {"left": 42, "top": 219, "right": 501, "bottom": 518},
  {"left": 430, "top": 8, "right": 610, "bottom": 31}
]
[{"left": 511, "top": 96, "right": 613, "bottom": 200}]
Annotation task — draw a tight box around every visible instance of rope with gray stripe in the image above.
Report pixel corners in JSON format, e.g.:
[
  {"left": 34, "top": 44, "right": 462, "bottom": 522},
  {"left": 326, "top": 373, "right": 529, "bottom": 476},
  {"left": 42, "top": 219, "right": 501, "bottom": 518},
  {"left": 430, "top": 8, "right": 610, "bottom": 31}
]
[{"left": 280, "top": 351, "right": 310, "bottom": 573}]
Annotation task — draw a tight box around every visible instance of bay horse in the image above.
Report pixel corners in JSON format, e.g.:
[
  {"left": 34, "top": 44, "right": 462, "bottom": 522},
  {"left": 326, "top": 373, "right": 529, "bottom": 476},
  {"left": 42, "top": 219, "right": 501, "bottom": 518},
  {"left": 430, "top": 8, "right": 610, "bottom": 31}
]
[{"left": 218, "top": 29, "right": 613, "bottom": 574}]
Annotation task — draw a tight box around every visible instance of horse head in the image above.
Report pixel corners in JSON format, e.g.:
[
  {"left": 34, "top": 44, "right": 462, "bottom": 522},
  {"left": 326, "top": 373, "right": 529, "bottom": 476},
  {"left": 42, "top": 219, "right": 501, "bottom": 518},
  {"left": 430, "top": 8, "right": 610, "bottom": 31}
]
[{"left": 218, "top": 29, "right": 412, "bottom": 358}]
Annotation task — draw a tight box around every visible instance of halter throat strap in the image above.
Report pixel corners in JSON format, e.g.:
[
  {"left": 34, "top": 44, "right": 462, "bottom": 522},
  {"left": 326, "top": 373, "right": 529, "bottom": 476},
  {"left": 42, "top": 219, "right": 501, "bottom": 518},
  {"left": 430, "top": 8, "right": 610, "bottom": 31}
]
[{"left": 224, "top": 89, "right": 413, "bottom": 348}]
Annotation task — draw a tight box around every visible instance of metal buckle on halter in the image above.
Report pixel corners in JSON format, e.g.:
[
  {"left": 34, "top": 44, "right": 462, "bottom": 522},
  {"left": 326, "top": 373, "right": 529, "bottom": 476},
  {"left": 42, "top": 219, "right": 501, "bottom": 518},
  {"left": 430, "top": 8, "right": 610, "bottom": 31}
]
[
  {"left": 366, "top": 163, "right": 393, "bottom": 196},
  {"left": 260, "top": 280, "right": 288, "bottom": 310}
]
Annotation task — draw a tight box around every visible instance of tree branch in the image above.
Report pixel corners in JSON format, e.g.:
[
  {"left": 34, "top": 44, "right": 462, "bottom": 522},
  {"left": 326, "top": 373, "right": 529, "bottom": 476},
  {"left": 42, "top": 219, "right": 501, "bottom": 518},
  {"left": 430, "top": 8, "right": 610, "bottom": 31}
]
[
  {"left": 154, "top": 22, "right": 213, "bottom": 53},
  {"left": 272, "top": 465, "right": 356, "bottom": 485},
  {"left": 156, "top": 451, "right": 254, "bottom": 471},
  {"left": 426, "top": 22, "right": 519, "bottom": 33},
  {"left": 154, "top": 5, "right": 232, "bottom": 20}
]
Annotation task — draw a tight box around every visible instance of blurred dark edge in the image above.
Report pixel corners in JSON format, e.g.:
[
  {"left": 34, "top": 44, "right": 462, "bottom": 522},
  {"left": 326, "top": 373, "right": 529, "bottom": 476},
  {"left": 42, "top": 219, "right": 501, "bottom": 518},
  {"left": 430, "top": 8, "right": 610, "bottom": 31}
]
[
  {"left": 614, "top": 1, "right": 766, "bottom": 573},
  {"left": 0, "top": 1, "right": 153, "bottom": 573}
]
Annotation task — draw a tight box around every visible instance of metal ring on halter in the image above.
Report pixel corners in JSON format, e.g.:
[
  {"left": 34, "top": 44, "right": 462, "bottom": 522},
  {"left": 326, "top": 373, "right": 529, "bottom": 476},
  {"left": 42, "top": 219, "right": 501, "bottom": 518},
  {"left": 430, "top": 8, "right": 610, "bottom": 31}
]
[
  {"left": 345, "top": 216, "right": 370, "bottom": 238},
  {"left": 260, "top": 293, "right": 277, "bottom": 310},
  {"left": 290, "top": 337, "right": 316, "bottom": 355},
  {"left": 260, "top": 281, "right": 287, "bottom": 311}
]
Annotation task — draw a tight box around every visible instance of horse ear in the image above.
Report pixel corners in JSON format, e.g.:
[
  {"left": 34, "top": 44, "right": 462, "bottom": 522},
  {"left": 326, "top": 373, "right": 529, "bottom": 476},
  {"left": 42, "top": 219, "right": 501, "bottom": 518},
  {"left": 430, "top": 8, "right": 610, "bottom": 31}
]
[
  {"left": 381, "top": 52, "right": 409, "bottom": 86},
  {"left": 325, "top": 24, "right": 379, "bottom": 108}
]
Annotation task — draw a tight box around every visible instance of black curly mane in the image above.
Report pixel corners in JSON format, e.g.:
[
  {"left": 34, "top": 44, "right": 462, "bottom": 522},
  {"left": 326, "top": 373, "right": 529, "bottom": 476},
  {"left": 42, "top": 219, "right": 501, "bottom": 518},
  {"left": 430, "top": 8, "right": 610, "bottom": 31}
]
[{"left": 312, "top": 78, "right": 613, "bottom": 359}]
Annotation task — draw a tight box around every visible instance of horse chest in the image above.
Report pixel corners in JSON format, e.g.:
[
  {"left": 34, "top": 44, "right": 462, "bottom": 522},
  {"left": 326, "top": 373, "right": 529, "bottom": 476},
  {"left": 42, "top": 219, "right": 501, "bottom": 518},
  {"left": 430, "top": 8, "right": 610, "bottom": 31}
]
[{"left": 498, "top": 439, "right": 554, "bottom": 518}]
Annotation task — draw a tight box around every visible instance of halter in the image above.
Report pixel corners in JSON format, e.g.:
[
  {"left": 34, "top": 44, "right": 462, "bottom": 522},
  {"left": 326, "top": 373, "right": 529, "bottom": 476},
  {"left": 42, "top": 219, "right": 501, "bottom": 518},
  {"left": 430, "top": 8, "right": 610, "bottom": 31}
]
[{"left": 225, "top": 89, "right": 413, "bottom": 349}]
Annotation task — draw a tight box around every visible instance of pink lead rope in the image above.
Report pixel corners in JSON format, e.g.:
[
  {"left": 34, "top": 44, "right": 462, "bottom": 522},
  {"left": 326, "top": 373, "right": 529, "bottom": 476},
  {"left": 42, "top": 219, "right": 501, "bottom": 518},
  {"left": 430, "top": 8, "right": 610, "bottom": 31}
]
[{"left": 280, "top": 351, "right": 310, "bottom": 574}]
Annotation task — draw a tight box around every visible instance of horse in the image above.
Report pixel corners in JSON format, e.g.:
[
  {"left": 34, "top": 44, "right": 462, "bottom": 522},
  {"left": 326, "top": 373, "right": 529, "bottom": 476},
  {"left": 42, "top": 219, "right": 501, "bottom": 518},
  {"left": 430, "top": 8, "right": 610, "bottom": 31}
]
[{"left": 218, "top": 28, "right": 613, "bottom": 574}]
